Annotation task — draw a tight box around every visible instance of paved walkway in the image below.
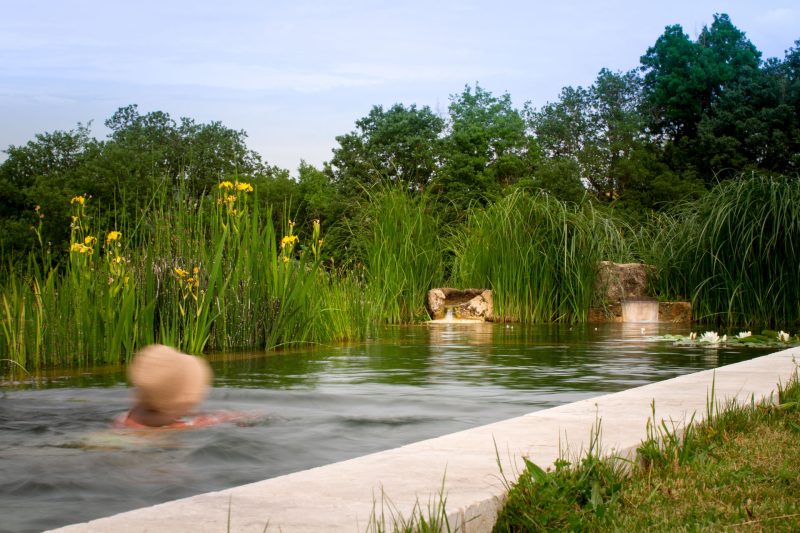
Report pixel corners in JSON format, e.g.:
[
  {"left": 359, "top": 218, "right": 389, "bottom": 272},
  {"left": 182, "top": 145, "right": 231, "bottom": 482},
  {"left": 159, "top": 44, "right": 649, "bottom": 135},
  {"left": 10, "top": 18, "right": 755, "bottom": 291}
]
[{"left": 52, "top": 347, "right": 799, "bottom": 532}]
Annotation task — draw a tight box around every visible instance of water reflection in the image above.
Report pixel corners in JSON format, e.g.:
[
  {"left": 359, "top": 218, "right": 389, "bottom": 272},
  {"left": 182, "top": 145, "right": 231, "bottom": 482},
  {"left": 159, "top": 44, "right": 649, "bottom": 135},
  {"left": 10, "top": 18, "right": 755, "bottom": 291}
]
[{"left": 0, "top": 322, "right": 773, "bottom": 533}]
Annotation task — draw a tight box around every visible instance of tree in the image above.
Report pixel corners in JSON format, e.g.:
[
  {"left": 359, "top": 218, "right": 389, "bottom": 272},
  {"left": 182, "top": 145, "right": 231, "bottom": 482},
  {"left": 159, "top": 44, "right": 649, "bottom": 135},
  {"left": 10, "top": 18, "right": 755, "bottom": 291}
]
[
  {"left": 640, "top": 14, "right": 763, "bottom": 182},
  {"left": 0, "top": 124, "right": 97, "bottom": 258},
  {"left": 521, "top": 157, "right": 585, "bottom": 203},
  {"left": 531, "top": 69, "right": 650, "bottom": 203},
  {"left": 298, "top": 160, "right": 336, "bottom": 222},
  {"left": 0, "top": 106, "right": 280, "bottom": 261},
  {"left": 436, "top": 84, "right": 537, "bottom": 212},
  {"left": 696, "top": 58, "right": 799, "bottom": 177},
  {"left": 641, "top": 15, "right": 760, "bottom": 140},
  {"left": 328, "top": 103, "right": 444, "bottom": 191},
  {"left": 99, "top": 105, "right": 265, "bottom": 197}
]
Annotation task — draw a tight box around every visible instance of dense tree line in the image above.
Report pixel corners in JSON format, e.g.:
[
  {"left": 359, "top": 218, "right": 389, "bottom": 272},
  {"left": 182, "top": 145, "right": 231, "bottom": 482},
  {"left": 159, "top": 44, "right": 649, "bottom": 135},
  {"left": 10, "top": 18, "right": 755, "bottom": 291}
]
[{"left": 2, "top": 14, "right": 798, "bottom": 262}]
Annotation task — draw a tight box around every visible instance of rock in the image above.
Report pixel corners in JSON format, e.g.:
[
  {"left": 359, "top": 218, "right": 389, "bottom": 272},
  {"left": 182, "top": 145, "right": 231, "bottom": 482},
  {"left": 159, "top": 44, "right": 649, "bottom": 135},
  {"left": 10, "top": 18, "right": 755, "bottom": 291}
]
[
  {"left": 594, "top": 261, "right": 653, "bottom": 303},
  {"left": 426, "top": 288, "right": 493, "bottom": 321},
  {"left": 587, "top": 303, "right": 623, "bottom": 323},
  {"left": 587, "top": 301, "right": 692, "bottom": 323},
  {"left": 658, "top": 301, "right": 692, "bottom": 323},
  {"left": 426, "top": 288, "right": 448, "bottom": 320}
]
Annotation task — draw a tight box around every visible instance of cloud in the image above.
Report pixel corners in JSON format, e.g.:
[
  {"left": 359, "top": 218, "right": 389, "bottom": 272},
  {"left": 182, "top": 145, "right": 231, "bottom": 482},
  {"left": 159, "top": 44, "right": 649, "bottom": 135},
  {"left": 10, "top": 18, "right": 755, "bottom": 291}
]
[{"left": 5, "top": 53, "right": 516, "bottom": 95}]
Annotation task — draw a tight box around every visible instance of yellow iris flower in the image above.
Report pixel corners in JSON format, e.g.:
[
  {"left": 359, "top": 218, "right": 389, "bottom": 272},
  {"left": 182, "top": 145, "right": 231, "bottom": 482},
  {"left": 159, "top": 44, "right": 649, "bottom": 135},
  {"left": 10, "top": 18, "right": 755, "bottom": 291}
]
[
  {"left": 280, "top": 235, "right": 299, "bottom": 248},
  {"left": 70, "top": 243, "right": 93, "bottom": 254}
]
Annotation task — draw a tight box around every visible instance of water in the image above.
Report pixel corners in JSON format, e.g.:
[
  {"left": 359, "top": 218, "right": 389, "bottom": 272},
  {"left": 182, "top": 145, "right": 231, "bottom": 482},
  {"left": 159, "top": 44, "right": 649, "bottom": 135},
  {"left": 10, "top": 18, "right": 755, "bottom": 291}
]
[
  {"left": 621, "top": 300, "right": 660, "bottom": 322},
  {"left": 0, "top": 323, "right": 773, "bottom": 533}
]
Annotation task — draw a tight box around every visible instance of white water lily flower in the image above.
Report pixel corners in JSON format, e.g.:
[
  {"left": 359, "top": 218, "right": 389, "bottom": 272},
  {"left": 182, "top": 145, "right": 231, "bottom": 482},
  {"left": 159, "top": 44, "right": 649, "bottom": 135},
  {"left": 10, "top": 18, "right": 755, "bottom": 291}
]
[
  {"left": 778, "top": 330, "right": 791, "bottom": 342},
  {"left": 689, "top": 332, "right": 697, "bottom": 341},
  {"left": 700, "top": 331, "right": 720, "bottom": 344},
  {"left": 722, "top": 334, "right": 727, "bottom": 342},
  {"left": 737, "top": 331, "right": 752, "bottom": 339}
]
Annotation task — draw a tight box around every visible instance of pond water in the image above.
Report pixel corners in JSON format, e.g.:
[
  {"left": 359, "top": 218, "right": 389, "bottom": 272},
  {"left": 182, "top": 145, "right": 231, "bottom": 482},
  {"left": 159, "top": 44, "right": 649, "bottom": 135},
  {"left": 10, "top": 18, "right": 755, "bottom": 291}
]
[{"left": 0, "top": 322, "right": 773, "bottom": 533}]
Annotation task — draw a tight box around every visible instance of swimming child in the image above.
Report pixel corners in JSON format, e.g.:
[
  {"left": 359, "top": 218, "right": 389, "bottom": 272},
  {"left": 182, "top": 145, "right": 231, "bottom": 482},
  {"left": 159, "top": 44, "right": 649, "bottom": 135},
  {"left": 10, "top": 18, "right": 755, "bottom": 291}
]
[{"left": 115, "top": 344, "right": 222, "bottom": 429}]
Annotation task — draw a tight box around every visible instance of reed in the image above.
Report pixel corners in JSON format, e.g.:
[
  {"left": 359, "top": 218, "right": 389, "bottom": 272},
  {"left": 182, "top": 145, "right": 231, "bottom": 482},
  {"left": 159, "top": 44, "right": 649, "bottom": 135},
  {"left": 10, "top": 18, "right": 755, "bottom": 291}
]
[
  {"left": 450, "top": 190, "right": 630, "bottom": 323},
  {"left": 351, "top": 185, "right": 444, "bottom": 324},
  {"left": 0, "top": 180, "right": 373, "bottom": 371},
  {"left": 645, "top": 175, "right": 800, "bottom": 326}
]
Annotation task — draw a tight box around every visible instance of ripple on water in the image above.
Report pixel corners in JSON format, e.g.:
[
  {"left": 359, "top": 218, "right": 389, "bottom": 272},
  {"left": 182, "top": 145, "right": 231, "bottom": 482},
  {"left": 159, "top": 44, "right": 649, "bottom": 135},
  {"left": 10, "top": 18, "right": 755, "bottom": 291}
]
[{"left": 0, "top": 322, "right": 776, "bottom": 532}]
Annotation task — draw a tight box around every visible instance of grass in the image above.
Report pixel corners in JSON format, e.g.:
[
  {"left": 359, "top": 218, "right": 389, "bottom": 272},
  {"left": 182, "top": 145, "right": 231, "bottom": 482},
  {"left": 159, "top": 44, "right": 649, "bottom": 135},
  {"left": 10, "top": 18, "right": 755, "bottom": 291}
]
[
  {"left": 4, "top": 174, "right": 799, "bottom": 372},
  {"left": 0, "top": 181, "right": 377, "bottom": 372},
  {"left": 644, "top": 174, "right": 800, "bottom": 327},
  {"left": 365, "top": 480, "right": 452, "bottom": 533},
  {"left": 450, "top": 189, "right": 633, "bottom": 323},
  {"left": 494, "top": 373, "right": 800, "bottom": 531},
  {"left": 350, "top": 185, "right": 444, "bottom": 324}
]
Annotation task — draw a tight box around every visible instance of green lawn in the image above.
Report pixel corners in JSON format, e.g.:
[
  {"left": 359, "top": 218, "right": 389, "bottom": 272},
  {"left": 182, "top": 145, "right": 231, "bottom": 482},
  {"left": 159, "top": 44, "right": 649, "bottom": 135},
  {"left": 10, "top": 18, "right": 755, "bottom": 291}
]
[{"left": 494, "top": 377, "right": 800, "bottom": 532}]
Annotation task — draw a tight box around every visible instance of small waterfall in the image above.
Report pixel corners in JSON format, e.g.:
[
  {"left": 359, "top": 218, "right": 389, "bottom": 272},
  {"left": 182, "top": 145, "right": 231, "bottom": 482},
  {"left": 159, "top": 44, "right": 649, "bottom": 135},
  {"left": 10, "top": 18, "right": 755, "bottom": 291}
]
[
  {"left": 621, "top": 300, "right": 659, "bottom": 323},
  {"left": 428, "top": 305, "right": 483, "bottom": 324}
]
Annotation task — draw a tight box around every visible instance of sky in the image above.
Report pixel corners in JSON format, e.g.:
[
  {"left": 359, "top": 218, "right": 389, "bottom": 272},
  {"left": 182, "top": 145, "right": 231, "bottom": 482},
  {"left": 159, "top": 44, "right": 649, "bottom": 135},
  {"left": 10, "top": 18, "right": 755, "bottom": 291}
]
[{"left": 1, "top": 1, "right": 798, "bottom": 174}]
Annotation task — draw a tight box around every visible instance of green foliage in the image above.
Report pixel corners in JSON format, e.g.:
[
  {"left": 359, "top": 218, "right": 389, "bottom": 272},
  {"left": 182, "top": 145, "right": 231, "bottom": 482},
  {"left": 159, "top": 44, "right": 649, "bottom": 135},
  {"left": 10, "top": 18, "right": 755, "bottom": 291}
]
[
  {"left": 436, "top": 84, "right": 538, "bottom": 216},
  {"left": 0, "top": 182, "right": 376, "bottom": 371},
  {"left": 531, "top": 69, "right": 644, "bottom": 201},
  {"left": 638, "top": 14, "right": 800, "bottom": 183},
  {"left": 0, "top": 105, "right": 277, "bottom": 261},
  {"left": 3, "top": 13, "right": 800, "bottom": 368},
  {"left": 641, "top": 15, "right": 760, "bottom": 141},
  {"left": 696, "top": 51, "right": 800, "bottom": 178},
  {"left": 520, "top": 157, "right": 585, "bottom": 203},
  {"left": 496, "top": 376, "right": 800, "bottom": 532},
  {"left": 366, "top": 480, "right": 451, "bottom": 533},
  {"left": 494, "top": 428, "right": 626, "bottom": 532},
  {"left": 351, "top": 185, "right": 444, "bottom": 324},
  {"left": 450, "top": 189, "right": 631, "bottom": 323},
  {"left": 645, "top": 175, "right": 800, "bottom": 326},
  {"left": 329, "top": 103, "right": 444, "bottom": 191}
]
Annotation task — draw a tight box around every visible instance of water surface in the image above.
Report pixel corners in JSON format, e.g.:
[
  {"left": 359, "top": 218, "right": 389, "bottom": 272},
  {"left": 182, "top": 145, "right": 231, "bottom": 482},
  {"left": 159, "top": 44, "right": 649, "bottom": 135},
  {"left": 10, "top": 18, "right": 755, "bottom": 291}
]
[{"left": 0, "top": 323, "right": 773, "bottom": 532}]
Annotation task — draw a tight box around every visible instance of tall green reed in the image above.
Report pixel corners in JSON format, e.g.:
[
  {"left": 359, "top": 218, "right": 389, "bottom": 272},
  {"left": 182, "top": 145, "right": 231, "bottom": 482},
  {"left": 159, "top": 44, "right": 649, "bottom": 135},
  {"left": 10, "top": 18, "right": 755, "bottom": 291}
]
[
  {"left": 450, "top": 190, "right": 629, "bottom": 323},
  {"left": 350, "top": 185, "right": 444, "bottom": 324},
  {"left": 0, "top": 180, "right": 374, "bottom": 372},
  {"left": 644, "top": 175, "right": 800, "bottom": 326}
]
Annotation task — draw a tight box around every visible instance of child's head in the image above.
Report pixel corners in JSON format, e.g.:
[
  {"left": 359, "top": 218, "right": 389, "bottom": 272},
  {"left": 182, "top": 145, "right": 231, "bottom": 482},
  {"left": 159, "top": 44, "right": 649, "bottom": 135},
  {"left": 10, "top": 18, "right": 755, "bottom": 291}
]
[{"left": 128, "top": 344, "right": 212, "bottom": 426}]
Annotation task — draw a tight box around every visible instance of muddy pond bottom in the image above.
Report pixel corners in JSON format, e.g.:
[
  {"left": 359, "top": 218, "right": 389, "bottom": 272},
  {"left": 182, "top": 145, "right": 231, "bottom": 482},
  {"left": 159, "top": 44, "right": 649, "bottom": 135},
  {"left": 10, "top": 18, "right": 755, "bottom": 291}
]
[{"left": 0, "top": 323, "right": 771, "bottom": 532}]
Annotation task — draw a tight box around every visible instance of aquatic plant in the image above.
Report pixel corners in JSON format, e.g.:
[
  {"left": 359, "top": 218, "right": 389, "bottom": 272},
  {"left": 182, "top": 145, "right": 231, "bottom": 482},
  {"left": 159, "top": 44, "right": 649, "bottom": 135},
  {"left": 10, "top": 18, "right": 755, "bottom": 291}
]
[
  {"left": 644, "top": 175, "right": 800, "bottom": 326},
  {"left": 450, "top": 190, "right": 632, "bottom": 323},
  {"left": 350, "top": 185, "right": 444, "bottom": 324},
  {"left": 0, "top": 180, "right": 375, "bottom": 371}
]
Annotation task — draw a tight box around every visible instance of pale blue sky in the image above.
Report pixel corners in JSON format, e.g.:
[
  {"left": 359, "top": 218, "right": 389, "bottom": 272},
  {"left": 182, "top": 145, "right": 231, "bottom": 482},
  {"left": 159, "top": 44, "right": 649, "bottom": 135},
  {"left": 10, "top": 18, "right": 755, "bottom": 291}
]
[{"left": 1, "top": 1, "right": 797, "bottom": 173}]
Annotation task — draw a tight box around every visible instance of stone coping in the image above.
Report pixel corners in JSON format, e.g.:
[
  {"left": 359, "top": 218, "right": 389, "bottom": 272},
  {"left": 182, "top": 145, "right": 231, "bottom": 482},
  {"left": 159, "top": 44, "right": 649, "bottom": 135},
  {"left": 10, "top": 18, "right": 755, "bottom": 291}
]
[{"left": 52, "top": 348, "right": 799, "bottom": 532}]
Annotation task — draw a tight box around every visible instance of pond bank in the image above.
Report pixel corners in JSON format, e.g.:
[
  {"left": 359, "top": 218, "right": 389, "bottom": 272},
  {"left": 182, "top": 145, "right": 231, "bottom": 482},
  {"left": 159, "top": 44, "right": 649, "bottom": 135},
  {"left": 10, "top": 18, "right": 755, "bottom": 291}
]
[{"left": 50, "top": 346, "right": 800, "bottom": 532}]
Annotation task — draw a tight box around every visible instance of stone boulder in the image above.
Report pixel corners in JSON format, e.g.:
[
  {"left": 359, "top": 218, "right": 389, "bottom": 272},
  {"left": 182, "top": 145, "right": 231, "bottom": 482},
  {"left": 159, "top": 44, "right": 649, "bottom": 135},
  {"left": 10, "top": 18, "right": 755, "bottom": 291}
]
[
  {"left": 594, "top": 261, "right": 653, "bottom": 303},
  {"left": 658, "top": 301, "right": 692, "bottom": 323},
  {"left": 587, "top": 301, "right": 692, "bottom": 323},
  {"left": 426, "top": 288, "right": 493, "bottom": 321}
]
